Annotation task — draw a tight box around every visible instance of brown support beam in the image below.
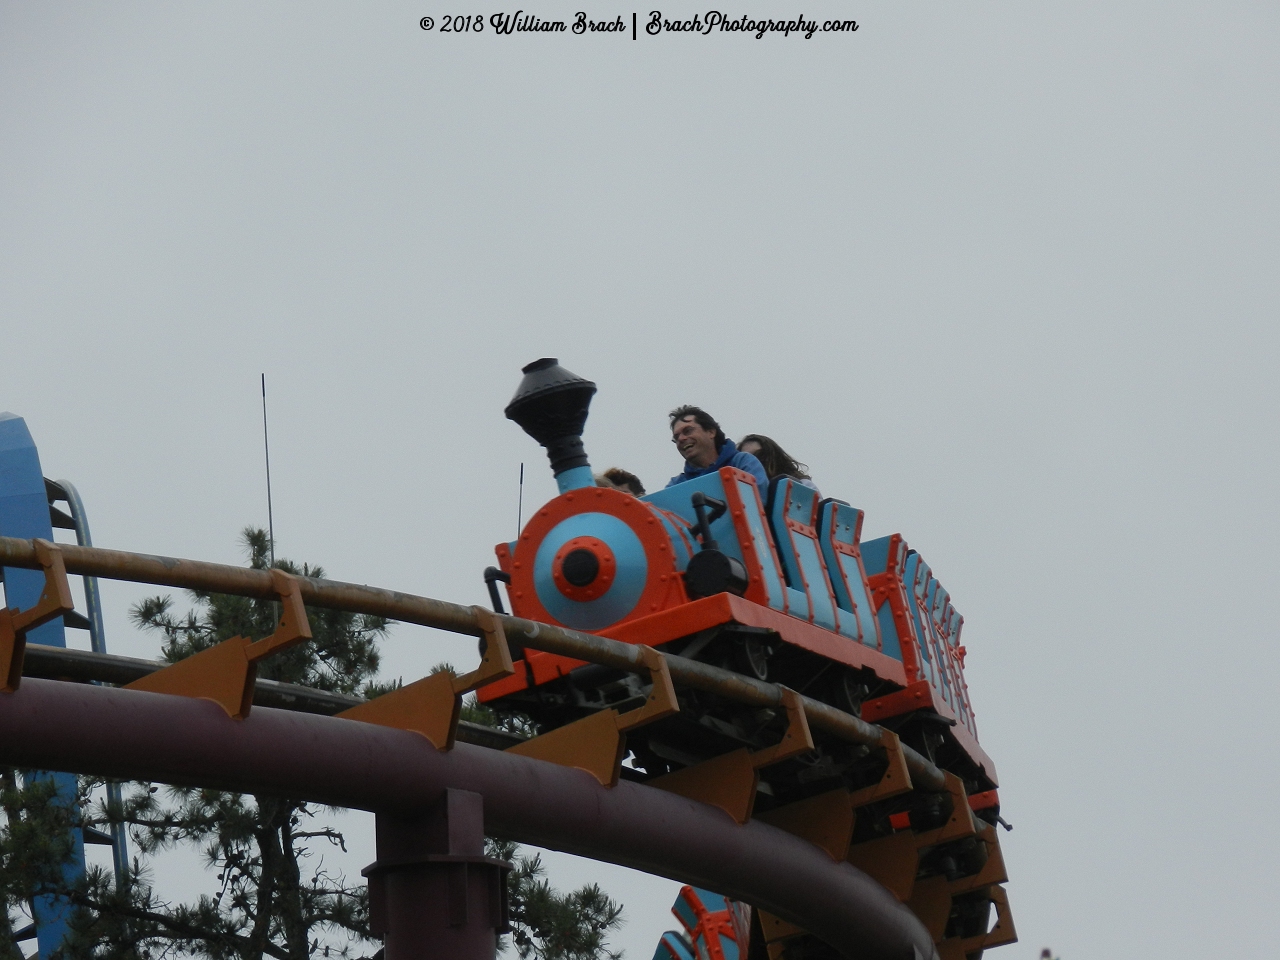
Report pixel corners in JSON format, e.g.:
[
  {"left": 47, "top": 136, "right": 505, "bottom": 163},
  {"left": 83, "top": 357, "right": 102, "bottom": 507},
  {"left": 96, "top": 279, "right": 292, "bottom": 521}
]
[{"left": 0, "top": 678, "right": 940, "bottom": 960}]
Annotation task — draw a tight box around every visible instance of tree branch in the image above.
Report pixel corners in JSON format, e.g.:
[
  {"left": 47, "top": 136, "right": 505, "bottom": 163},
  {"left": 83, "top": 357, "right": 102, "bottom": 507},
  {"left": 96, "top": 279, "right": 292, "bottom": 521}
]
[{"left": 68, "top": 890, "right": 294, "bottom": 960}]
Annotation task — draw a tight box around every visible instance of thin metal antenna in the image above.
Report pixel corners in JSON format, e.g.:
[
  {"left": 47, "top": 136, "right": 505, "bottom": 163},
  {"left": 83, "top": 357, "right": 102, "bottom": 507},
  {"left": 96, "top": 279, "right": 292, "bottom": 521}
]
[
  {"left": 261, "top": 374, "right": 275, "bottom": 568},
  {"left": 517, "top": 463, "right": 524, "bottom": 537}
]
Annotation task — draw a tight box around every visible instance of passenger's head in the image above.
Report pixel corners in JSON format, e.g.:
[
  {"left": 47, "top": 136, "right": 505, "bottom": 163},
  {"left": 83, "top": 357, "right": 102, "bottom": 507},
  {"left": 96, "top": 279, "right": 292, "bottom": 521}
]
[
  {"left": 602, "top": 467, "right": 645, "bottom": 497},
  {"left": 738, "top": 434, "right": 810, "bottom": 481},
  {"left": 669, "top": 405, "right": 724, "bottom": 468}
]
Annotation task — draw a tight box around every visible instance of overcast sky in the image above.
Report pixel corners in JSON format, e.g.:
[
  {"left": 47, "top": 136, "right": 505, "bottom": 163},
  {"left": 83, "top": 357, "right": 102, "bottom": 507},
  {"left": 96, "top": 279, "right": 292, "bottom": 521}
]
[{"left": 2, "top": 2, "right": 1277, "bottom": 957}]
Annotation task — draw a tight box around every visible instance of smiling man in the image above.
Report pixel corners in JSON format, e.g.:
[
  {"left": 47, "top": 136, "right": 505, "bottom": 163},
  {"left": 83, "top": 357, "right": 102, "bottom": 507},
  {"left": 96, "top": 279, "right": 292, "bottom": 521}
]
[{"left": 665, "top": 404, "right": 769, "bottom": 491}]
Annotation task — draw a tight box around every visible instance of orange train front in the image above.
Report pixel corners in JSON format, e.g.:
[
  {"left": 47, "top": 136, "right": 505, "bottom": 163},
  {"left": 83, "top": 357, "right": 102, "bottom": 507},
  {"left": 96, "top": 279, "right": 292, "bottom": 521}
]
[{"left": 481, "top": 359, "right": 1011, "bottom": 953}]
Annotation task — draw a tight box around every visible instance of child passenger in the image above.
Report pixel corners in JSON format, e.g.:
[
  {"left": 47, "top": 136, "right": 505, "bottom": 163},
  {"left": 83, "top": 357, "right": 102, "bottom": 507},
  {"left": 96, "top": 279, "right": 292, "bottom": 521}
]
[{"left": 596, "top": 467, "right": 645, "bottom": 496}]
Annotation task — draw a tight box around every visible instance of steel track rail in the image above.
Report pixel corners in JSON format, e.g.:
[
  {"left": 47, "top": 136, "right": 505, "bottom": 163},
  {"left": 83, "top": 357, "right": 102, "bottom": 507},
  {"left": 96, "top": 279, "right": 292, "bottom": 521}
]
[{"left": 0, "top": 534, "right": 946, "bottom": 792}]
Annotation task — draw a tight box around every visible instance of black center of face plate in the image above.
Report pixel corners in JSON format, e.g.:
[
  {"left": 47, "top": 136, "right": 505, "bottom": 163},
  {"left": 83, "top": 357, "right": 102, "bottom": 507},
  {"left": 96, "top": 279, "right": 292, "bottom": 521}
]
[{"left": 562, "top": 549, "right": 600, "bottom": 587}]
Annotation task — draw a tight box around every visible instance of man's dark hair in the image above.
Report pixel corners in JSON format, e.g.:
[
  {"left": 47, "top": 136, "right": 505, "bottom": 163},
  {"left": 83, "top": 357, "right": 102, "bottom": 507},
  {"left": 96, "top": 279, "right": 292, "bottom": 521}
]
[
  {"left": 669, "top": 405, "right": 727, "bottom": 452},
  {"left": 602, "top": 467, "right": 646, "bottom": 496}
]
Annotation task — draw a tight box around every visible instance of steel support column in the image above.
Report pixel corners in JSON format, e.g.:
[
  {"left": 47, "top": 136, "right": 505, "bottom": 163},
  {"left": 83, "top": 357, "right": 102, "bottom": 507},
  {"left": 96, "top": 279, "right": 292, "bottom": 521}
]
[{"left": 366, "top": 790, "right": 510, "bottom": 960}]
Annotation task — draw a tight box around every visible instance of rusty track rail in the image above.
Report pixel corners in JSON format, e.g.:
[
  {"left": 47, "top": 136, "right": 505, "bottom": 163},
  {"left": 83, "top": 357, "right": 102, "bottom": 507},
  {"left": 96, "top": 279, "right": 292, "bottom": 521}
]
[{"left": 0, "top": 534, "right": 946, "bottom": 792}]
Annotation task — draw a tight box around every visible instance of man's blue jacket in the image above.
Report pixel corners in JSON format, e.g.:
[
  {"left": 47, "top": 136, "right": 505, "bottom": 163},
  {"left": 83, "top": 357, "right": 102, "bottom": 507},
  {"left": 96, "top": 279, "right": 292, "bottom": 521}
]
[{"left": 665, "top": 439, "right": 769, "bottom": 493}]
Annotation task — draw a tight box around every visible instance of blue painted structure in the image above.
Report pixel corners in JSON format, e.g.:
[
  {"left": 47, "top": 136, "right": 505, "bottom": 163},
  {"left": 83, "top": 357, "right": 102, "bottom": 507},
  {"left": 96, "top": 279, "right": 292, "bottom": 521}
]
[
  {"left": 1, "top": 413, "right": 128, "bottom": 956},
  {"left": 488, "top": 453, "right": 992, "bottom": 784},
  {"left": 0, "top": 413, "right": 84, "bottom": 957},
  {"left": 555, "top": 463, "right": 595, "bottom": 494},
  {"left": 514, "top": 466, "right": 903, "bottom": 662},
  {"left": 644, "top": 470, "right": 787, "bottom": 611},
  {"left": 653, "top": 886, "right": 743, "bottom": 960},
  {"left": 816, "top": 499, "right": 883, "bottom": 650},
  {"left": 47, "top": 478, "right": 131, "bottom": 885},
  {"left": 765, "top": 477, "right": 841, "bottom": 632},
  {"left": 652, "top": 931, "right": 696, "bottom": 960}
]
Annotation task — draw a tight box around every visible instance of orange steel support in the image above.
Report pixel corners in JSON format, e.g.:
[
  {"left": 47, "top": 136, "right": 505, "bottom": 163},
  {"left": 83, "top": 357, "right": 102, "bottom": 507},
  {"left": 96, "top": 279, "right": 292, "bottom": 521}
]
[
  {"left": 759, "top": 789, "right": 855, "bottom": 862},
  {"left": 927, "top": 822, "right": 1015, "bottom": 958},
  {"left": 652, "top": 687, "right": 814, "bottom": 824},
  {"left": 651, "top": 750, "right": 761, "bottom": 825},
  {"left": 849, "top": 730, "right": 914, "bottom": 810},
  {"left": 751, "top": 729, "right": 917, "bottom": 956},
  {"left": 0, "top": 539, "right": 74, "bottom": 693},
  {"left": 124, "top": 570, "right": 312, "bottom": 718},
  {"left": 976, "top": 886, "right": 1017, "bottom": 952},
  {"left": 842, "top": 768, "right": 993, "bottom": 948},
  {"left": 861, "top": 680, "right": 999, "bottom": 789},
  {"left": 338, "top": 607, "right": 514, "bottom": 750},
  {"left": 506, "top": 645, "right": 679, "bottom": 786}
]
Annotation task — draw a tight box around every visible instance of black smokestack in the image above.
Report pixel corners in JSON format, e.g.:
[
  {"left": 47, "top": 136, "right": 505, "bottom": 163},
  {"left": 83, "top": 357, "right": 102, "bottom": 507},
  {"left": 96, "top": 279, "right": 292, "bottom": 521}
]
[{"left": 505, "top": 359, "right": 597, "bottom": 477}]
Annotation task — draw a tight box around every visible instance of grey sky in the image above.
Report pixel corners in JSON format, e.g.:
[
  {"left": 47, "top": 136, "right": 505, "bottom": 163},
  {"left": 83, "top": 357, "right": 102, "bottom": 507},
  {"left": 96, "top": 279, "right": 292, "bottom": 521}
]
[{"left": 2, "top": 2, "right": 1277, "bottom": 957}]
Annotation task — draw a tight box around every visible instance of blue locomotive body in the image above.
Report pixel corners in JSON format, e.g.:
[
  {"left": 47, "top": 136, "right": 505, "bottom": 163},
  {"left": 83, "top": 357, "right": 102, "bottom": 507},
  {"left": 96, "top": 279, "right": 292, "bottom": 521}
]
[{"left": 483, "top": 359, "right": 996, "bottom": 795}]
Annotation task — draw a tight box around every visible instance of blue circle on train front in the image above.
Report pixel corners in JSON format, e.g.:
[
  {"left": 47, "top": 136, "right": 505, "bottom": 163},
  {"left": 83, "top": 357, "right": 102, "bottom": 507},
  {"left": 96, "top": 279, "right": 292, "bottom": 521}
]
[{"left": 534, "top": 513, "right": 648, "bottom": 631}]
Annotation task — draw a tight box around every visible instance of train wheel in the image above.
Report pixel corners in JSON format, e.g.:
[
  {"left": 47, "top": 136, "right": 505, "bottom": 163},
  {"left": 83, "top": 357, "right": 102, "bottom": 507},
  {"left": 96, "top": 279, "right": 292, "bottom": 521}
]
[
  {"left": 831, "top": 669, "right": 871, "bottom": 716},
  {"left": 733, "top": 634, "right": 771, "bottom": 681}
]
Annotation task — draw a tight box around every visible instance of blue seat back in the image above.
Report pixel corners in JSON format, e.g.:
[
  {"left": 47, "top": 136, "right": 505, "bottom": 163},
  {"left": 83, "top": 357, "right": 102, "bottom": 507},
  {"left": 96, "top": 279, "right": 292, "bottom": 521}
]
[
  {"left": 923, "top": 576, "right": 959, "bottom": 711},
  {"left": 670, "top": 893, "right": 699, "bottom": 938},
  {"left": 929, "top": 582, "right": 949, "bottom": 649},
  {"left": 901, "top": 551, "right": 938, "bottom": 689},
  {"left": 947, "top": 605, "right": 976, "bottom": 734},
  {"left": 863, "top": 531, "right": 976, "bottom": 730},
  {"left": 817, "top": 499, "right": 883, "bottom": 649},
  {"left": 765, "top": 477, "right": 839, "bottom": 631},
  {"left": 860, "top": 534, "right": 908, "bottom": 662},
  {"left": 929, "top": 581, "right": 976, "bottom": 733},
  {"left": 653, "top": 932, "right": 695, "bottom": 960},
  {"left": 672, "top": 887, "right": 740, "bottom": 960},
  {"left": 644, "top": 470, "right": 787, "bottom": 612}
]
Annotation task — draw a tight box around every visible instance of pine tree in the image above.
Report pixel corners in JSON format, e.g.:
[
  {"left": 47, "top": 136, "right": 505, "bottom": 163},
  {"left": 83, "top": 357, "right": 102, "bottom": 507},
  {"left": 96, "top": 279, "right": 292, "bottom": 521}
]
[
  {"left": 0, "top": 771, "right": 78, "bottom": 959},
  {"left": 491, "top": 840, "right": 622, "bottom": 960},
  {"left": 57, "top": 528, "right": 386, "bottom": 960}
]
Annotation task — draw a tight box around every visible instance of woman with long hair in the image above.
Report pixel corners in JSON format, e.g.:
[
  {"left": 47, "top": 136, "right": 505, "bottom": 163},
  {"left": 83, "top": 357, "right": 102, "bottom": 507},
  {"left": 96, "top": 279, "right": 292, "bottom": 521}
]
[{"left": 737, "top": 434, "right": 818, "bottom": 493}]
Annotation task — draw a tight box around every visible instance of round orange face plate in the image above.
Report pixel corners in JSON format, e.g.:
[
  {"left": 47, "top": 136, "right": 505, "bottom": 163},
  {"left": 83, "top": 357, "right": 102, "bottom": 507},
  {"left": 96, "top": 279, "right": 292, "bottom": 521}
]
[{"left": 509, "top": 486, "right": 689, "bottom": 632}]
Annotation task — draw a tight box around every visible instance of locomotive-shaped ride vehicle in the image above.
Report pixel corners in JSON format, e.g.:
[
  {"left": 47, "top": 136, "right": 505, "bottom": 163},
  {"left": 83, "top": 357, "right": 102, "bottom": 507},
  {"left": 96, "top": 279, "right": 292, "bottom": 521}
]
[{"left": 480, "top": 359, "right": 1000, "bottom": 839}]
